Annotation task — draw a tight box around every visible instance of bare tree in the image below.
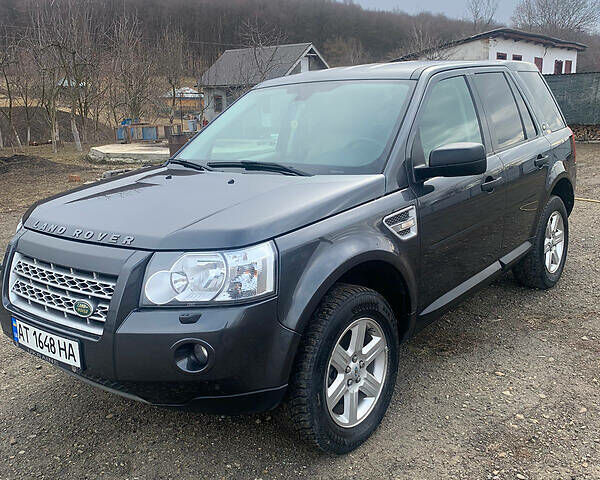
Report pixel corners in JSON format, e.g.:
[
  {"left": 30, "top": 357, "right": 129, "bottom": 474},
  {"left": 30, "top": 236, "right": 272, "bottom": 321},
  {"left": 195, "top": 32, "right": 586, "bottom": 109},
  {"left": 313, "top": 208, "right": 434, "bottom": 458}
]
[
  {"left": 12, "top": 41, "right": 41, "bottom": 146},
  {"left": 33, "top": 0, "right": 109, "bottom": 151},
  {"left": 466, "top": 0, "right": 499, "bottom": 30},
  {"left": 107, "top": 12, "right": 159, "bottom": 125},
  {"left": 157, "top": 24, "right": 190, "bottom": 125},
  {"left": 235, "top": 17, "right": 287, "bottom": 86},
  {"left": 391, "top": 19, "right": 453, "bottom": 61},
  {"left": 198, "top": 16, "right": 288, "bottom": 122},
  {"left": 512, "top": 0, "right": 600, "bottom": 35},
  {"left": 323, "top": 37, "right": 368, "bottom": 66},
  {"left": 0, "top": 32, "right": 23, "bottom": 148},
  {"left": 29, "top": 6, "right": 64, "bottom": 152}
]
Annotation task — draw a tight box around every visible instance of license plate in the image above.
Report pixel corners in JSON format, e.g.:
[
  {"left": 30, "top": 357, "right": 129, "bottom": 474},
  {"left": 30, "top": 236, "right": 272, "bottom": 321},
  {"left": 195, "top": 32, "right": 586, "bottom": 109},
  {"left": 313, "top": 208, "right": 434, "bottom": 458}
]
[{"left": 12, "top": 317, "right": 81, "bottom": 369}]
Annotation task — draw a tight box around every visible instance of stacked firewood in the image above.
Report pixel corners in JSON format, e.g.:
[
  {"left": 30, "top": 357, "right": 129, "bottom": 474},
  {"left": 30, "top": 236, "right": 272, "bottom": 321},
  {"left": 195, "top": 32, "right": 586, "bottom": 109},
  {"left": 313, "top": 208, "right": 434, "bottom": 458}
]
[{"left": 570, "top": 124, "right": 600, "bottom": 142}]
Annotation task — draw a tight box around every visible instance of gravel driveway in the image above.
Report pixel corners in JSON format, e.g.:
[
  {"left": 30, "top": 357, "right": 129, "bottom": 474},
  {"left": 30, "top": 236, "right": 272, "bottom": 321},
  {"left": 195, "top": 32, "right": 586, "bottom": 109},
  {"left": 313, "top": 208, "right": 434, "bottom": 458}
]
[{"left": 1, "top": 146, "right": 599, "bottom": 479}]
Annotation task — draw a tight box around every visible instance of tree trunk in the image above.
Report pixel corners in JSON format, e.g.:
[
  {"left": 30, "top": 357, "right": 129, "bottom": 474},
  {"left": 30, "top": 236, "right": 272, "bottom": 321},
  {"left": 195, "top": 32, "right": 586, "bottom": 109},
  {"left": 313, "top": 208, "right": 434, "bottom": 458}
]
[
  {"left": 71, "top": 116, "right": 82, "bottom": 152},
  {"left": 170, "top": 85, "right": 176, "bottom": 125},
  {"left": 51, "top": 117, "right": 58, "bottom": 153},
  {"left": 26, "top": 126, "right": 31, "bottom": 146},
  {"left": 0, "top": 128, "right": 4, "bottom": 149},
  {"left": 10, "top": 123, "right": 22, "bottom": 148}
]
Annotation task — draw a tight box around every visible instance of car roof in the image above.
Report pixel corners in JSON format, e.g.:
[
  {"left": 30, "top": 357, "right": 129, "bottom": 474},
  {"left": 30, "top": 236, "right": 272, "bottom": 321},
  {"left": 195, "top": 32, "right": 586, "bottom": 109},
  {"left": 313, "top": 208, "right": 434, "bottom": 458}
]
[{"left": 257, "top": 60, "right": 539, "bottom": 88}]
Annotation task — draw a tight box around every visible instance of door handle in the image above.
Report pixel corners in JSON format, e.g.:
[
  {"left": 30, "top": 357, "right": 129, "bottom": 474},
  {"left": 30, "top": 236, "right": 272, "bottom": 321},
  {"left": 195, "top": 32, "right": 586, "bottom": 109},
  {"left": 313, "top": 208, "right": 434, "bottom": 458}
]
[
  {"left": 481, "top": 176, "right": 502, "bottom": 192},
  {"left": 534, "top": 154, "right": 550, "bottom": 168}
]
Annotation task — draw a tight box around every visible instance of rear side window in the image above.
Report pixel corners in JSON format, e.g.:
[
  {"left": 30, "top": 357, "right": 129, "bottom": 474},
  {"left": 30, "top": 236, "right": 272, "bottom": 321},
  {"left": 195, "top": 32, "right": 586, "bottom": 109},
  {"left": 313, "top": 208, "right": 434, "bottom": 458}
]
[
  {"left": 473, "top": 72, "right": 524, "bottom": 150},
  {"left": 517, "top": 71, "right": 565, "bottom": 132},
  {"left": 506, "top": 75, "right": 537, "bottom": 139},
  {"left": 412, "top": 76, "right": 482, "bottom": 165}
]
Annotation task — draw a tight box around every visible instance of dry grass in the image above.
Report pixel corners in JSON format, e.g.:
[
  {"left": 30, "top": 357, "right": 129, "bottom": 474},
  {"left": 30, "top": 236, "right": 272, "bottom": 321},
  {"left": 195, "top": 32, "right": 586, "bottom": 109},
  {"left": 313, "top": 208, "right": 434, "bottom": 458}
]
[{"left": 0, "top": 143, "right": 104, "bottom": 167}]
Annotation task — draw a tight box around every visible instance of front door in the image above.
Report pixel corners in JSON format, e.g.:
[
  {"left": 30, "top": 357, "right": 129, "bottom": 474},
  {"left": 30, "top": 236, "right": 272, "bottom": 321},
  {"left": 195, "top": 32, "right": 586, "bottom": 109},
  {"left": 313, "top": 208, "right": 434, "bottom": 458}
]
[{"left": 410, "top": 73, "right": 505, "bottom": 313}]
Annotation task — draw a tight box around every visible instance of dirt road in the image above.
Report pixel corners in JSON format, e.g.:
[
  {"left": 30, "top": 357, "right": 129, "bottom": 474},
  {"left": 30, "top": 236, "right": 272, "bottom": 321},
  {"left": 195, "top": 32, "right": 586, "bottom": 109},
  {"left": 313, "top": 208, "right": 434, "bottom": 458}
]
[{"left": 0, "top": 146, "right": 599, "bottom": 479}]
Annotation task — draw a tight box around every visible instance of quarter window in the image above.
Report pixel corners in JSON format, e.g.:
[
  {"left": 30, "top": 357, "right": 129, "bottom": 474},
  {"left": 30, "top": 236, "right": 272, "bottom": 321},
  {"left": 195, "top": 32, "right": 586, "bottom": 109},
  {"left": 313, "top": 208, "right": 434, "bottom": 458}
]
[
  {"left": 412, "top": 76, "right": 482, "bottom": 165},
  {"left": 517, "top": 71, "right": 565, "bottom": 132},
  {"left": 473, "top": 72, "right": 525, "bottom": 150}
]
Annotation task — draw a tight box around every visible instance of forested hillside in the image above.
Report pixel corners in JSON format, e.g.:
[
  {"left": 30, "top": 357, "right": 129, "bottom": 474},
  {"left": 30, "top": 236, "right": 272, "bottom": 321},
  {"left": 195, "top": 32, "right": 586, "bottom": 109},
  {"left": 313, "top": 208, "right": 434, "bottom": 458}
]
[
  {"left": 1, "top": 0, "right": 598, "bottom": 70},
  {"left": 0, "top": 0, "right": 477, "bottom": 67}
]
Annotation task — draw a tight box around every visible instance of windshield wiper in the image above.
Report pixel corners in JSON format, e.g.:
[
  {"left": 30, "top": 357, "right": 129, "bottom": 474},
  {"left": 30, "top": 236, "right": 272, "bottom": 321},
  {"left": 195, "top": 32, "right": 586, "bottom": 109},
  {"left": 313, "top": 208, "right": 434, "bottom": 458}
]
[
  {"left": 207, "top": 161, "right": 311, "bottom": 176},
  {"left": 169, "top": 159, "right": 212, "bottom": 171}
]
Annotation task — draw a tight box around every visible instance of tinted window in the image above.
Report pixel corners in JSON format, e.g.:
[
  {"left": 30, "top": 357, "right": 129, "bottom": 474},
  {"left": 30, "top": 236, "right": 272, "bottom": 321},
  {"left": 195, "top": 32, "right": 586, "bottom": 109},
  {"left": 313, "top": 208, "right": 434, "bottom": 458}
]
[
  {"left": 517, "top": 71, "right": 565, "bottom": 132},
  {"left": 178, "top": 80, "right": 414, "bottom": 175},
  {"left": 473, "top": 72, "right": 524, "bottom": 150},
  {"left": 413, "top": 76, "right": 482, "bottom": 164},
  {"left": 507, "top": 75, "right": 537, "bottom": 139}
]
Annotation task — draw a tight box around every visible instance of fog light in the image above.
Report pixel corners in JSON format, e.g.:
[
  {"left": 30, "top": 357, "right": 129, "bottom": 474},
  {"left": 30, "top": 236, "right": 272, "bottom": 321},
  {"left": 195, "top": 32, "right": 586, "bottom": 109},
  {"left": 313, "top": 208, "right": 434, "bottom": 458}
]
[
  {"left": 193, "top": 344, "right": 208, "bottom": 365},
  {"left": 172, "top": 340, "right": 212, "bottom": 373}
]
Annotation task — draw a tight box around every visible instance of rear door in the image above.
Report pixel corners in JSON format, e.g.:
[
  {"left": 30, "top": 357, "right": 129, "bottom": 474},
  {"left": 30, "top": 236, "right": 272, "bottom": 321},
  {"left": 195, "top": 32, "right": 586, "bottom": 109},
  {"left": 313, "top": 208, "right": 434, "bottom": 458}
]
[
  {"left": 471, "top": 70, "right": 550, "bottom": 254},
  {"left": 409, "top": 72, "right": 505, "bottom": 313},
  {"left": 515, "top": 70, "right": 575, "bottom": 191}
]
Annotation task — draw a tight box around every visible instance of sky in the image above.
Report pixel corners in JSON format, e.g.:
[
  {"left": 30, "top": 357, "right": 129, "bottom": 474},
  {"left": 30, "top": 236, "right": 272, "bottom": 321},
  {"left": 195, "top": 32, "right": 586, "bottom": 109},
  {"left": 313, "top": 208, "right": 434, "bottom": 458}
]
[{"left": 353, "top": 0, "right": 520, "bottom": 24}]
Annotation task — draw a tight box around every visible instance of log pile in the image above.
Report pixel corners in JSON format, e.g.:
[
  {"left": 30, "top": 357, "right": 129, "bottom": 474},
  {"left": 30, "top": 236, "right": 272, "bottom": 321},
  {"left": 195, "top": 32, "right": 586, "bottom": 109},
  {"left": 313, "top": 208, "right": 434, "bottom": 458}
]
[{"left": 570, "top": 124, "right": 600, "bottom": 142}]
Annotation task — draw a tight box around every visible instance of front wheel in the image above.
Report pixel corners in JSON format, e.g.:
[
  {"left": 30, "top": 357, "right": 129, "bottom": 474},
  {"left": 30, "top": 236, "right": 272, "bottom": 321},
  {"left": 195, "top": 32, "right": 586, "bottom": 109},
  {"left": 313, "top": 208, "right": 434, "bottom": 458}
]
[
  {"left": 288, "top": 284, "right": 399, "bottom": 454},
  {"left": 513, "top": 195, "right": 569, "bottom": 289}
]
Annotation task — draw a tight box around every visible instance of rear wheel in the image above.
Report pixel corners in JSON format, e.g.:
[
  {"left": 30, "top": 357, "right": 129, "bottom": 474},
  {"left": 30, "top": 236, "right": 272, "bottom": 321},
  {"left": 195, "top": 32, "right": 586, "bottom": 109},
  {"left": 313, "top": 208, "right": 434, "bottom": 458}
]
[
  {"left": 513, "top": 195, "right": 569, "bottom": 289},
  {"left": 289, "top": 284, "right": 399, "bottom": 454}
]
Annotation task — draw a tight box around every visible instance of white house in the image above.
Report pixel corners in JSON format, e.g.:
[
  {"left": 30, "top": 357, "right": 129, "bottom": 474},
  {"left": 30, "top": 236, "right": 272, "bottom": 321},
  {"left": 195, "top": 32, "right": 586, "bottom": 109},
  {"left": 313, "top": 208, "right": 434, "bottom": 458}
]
[
  {"left": 395, "top": 28, "right": 586, "bottom": 75},
  {"left": 199, "top": 42, "right": 329, "bottom": 122}
]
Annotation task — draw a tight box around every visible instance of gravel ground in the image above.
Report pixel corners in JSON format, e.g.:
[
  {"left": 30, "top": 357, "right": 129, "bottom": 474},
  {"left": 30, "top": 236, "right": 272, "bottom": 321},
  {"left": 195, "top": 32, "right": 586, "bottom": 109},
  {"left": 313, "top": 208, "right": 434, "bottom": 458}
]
[{"left": 0, "top": 146, "right": 599, "bottom": 480}]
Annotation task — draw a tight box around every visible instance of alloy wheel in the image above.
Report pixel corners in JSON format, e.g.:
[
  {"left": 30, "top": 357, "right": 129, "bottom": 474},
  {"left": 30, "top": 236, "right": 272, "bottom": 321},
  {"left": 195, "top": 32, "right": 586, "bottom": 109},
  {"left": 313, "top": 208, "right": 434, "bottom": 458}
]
[
  {"left": 325, "top": 317, "right": 388, "bottom": 428},
  {"left": 544, "top": 211, "right": 565, "bottom": 274}
]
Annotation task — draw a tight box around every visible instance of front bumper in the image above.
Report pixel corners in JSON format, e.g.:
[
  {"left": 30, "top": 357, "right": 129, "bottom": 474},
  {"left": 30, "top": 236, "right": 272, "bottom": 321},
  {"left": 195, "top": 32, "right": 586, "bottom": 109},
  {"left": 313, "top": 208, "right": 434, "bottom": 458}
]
[{"left": 1, "top": 231, "right": 300, "bottom": 413}]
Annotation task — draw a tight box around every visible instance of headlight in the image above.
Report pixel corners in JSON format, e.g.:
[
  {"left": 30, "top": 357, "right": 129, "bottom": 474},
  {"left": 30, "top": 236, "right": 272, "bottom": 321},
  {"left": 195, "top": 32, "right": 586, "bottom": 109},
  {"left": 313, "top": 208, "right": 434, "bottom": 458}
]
[
  {"left": 142, "top": 241, "right": 276, "bottom": 306},
  {"left": 16, "top": 218, "right": 23, "bottom": 233}
]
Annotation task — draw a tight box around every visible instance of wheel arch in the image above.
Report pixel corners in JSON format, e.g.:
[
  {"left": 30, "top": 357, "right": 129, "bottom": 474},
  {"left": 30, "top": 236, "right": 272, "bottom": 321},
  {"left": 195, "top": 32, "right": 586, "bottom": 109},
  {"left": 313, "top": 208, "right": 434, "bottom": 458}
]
[
  {"left": 550, "top": 176, "right": 574, "bottom": 216},
  {"left": 336, "top": 259, "right": 413, "bottom": 341},
  {"left": 280, "top": 249, "right": 417, "bottom": 344}
]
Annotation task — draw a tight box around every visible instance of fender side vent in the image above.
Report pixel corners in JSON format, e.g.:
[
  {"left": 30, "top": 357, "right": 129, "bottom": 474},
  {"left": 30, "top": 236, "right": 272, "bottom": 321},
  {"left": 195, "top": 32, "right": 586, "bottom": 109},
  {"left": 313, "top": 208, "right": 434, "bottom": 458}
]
[{"left": 384, "top": 206, "right": 417, "bottom": 240}]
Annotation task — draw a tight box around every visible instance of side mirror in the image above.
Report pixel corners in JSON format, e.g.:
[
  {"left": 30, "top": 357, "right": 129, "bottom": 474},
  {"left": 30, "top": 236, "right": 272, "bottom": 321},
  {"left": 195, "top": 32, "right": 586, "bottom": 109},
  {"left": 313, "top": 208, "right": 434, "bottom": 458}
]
[{"left": 414, "top": 142, "right": 487, "bottom": 182}]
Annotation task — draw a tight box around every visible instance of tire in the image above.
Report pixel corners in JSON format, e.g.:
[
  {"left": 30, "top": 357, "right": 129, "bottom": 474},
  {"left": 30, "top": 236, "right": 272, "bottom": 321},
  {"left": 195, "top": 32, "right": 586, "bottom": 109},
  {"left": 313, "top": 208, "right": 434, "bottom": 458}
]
[
  {"left": 288, "top": 283, "right": 399, "bottom": 454},
  {"left": 513, "top": 195, "right": 569, "bottom": 290}
]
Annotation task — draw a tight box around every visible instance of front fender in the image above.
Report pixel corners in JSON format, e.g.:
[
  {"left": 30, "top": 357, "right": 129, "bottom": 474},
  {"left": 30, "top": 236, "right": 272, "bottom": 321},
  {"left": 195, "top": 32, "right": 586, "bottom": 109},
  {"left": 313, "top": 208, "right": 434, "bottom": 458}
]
[{"left": 274, "top": 190, "right": 418, "bottom": 335}]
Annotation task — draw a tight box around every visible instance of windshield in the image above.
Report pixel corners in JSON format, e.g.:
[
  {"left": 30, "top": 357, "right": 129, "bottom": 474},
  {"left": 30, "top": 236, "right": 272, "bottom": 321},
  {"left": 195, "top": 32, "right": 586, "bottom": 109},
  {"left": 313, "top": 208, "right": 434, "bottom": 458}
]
[{"left": 176, "top": 80, "right": 415, "bottom": 175}]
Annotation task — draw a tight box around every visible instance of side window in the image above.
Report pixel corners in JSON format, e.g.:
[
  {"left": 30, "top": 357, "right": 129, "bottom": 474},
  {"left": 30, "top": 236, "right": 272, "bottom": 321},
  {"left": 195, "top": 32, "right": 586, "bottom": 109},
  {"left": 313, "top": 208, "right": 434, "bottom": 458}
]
[
  {"left": 506, "top": 75, "right": 537, "bottom": 139},
  {"left": 516, "top": 71, "right": 565, "bottom": 133},
  {"left": 473, "top": 72, "right": 524, "bottom": 150},
  {"left": 412, "top": 76, "right": 482, "bottom": 165}
]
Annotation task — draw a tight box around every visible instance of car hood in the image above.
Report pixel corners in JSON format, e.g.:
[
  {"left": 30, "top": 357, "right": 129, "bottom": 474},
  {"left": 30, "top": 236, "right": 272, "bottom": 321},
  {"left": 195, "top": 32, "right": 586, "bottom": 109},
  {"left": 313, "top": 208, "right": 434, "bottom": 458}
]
[{"left": 24, "top": 165, "right": 385, "bottom": 250}]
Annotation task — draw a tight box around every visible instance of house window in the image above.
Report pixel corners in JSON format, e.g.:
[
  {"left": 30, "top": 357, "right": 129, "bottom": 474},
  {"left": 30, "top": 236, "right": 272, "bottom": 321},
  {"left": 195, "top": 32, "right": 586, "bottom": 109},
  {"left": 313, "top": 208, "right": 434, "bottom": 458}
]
[
  {"left": 534, "top": 57, "right": 543, "bottom": 72},
  {"left": 496, "top": 52, "right": 507, "bottom": 60},
  {"left": 214, "top": 95, "right": 223, "bottom": 113},
  {"left": 554, "top": 60, "right": 563, "bottom": 75},
  {"left": 512, "top": 54, "right": 523, "bottom": 61},
  {"left": 565, "top": 60, "right": 573, "bottom": 74}
]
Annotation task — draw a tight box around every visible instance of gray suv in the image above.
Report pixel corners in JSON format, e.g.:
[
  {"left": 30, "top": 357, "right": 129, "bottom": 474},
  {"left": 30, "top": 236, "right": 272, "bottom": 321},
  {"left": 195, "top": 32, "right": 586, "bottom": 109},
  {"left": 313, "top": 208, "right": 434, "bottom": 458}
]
[{"left": 1, "top": 61, "right": 575, "bottom": 453}]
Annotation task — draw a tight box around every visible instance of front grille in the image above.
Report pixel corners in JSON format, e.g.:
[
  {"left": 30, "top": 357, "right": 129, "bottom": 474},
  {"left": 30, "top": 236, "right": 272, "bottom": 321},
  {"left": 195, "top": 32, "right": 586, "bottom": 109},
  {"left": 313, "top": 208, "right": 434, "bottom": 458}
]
[{"left": 9, "top": 253, "right": 118, "bottom": 335}]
